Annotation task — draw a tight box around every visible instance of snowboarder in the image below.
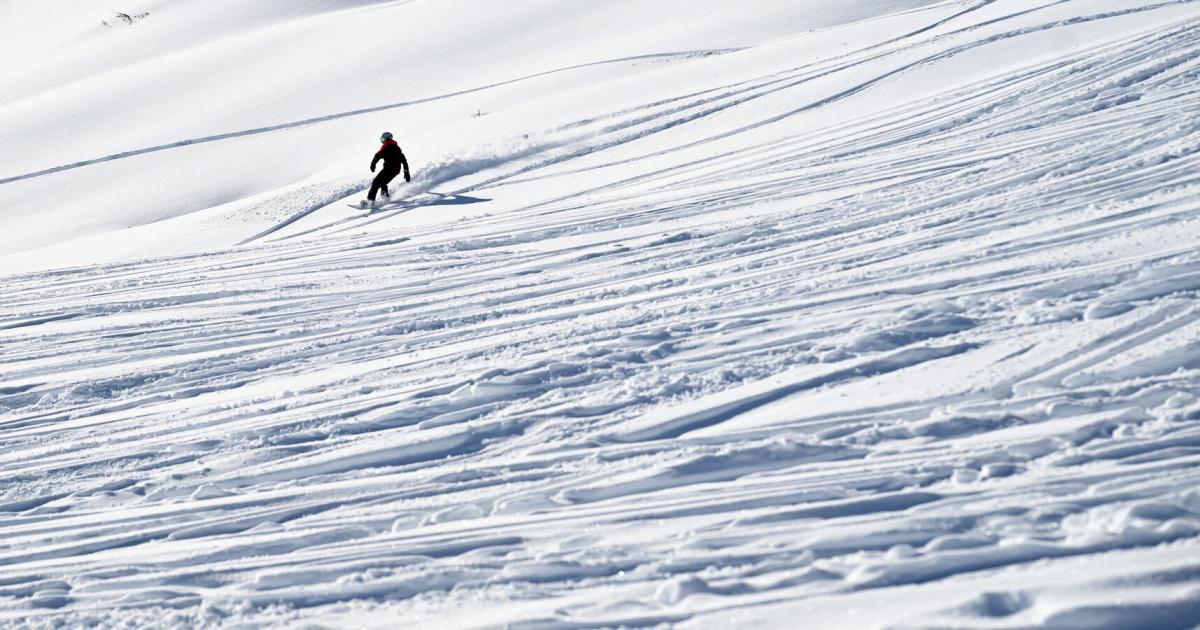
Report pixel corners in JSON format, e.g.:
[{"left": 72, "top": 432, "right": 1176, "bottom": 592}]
[{"left": 361, "top": 131, "right": 410, "bottom": 208}]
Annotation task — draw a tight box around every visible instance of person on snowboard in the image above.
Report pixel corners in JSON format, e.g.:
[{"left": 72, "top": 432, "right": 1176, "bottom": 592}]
[{"left": 361, "top": 131, "right": 410, "bottom": 208}]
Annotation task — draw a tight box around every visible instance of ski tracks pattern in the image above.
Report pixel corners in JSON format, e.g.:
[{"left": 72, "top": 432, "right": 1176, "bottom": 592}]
[{"left": 2, "top": 1, "right": 1200, "bottom": 627}]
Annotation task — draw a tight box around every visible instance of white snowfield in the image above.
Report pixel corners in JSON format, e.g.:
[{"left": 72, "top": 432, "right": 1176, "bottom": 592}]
[{"left": 2, "top": 0, "right": 1200, "bottom": 627}]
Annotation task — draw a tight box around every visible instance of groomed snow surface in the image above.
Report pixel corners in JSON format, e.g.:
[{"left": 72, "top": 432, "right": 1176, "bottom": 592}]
[{"left": 3, "top": 0, "right": 1200, "bottom": 628}]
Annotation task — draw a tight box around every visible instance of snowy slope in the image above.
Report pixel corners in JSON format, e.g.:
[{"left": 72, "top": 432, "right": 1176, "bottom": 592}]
[
  {"left": 0, "top": 0, "right": 936, "bottom": 265},
  {"left": 3, "top": 0, "right": 1200, "bottom": 628}
]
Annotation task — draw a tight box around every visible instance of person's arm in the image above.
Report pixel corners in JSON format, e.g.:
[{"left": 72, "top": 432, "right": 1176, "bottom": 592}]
[
  {"left": 370, "top": 148, "right": 383, "bottom": 172},
  {"left": 400, "top": 150, "right": 410, "bottom": 182}
]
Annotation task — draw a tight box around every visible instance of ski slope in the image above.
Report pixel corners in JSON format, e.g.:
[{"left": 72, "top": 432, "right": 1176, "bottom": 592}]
[{"left": 2, "top": 0, "right": 1200, "bottom": 627}]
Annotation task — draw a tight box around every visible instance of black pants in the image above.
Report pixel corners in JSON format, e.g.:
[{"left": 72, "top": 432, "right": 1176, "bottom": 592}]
[{"left": 369, "top": 168, "right": 401, "bottom": 201}]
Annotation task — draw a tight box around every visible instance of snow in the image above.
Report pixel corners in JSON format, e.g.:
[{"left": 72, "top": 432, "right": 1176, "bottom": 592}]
[{"left": 2, "top": 0, "right": 1200, "bottom": 627}]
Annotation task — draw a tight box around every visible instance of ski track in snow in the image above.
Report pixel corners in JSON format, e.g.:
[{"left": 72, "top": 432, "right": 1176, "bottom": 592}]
[
  {"left": 3, "top": 0, "right": 1200, "bottom": 627},
  {"left": 0, "top": 50, "right": 743, "bottom": 188}
]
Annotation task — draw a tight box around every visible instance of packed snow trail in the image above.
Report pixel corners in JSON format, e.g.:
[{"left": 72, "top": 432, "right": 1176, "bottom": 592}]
[{"left": 3, "top": 0, "right": 1200, "bottom": 628}]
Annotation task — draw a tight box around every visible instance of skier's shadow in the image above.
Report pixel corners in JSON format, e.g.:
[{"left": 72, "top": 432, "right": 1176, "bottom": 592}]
[
  {"left": 425, "top": 192, "right": 490, "bottom": 206},
  {"left": 347, "top": 191, "right": 491, "bottom": 231}
]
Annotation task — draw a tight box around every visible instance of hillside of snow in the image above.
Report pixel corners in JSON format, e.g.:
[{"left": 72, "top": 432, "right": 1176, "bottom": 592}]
[{"left": 2, "top": 0, "right": 1200, "bottom": 627}]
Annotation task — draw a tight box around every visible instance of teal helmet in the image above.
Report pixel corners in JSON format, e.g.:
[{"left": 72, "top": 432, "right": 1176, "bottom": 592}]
[{"left": 380, "top": 131, "right": 393, "bottom": 142}]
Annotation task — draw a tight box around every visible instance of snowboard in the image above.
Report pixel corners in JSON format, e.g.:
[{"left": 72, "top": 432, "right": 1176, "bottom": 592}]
[{"left": 347, "top": 199, "right": 402, "bottom": 214}]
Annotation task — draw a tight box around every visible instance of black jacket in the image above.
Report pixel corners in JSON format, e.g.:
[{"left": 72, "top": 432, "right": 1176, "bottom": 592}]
[{"left": 372, "top": 139, "right": 409, "bottom": 175}]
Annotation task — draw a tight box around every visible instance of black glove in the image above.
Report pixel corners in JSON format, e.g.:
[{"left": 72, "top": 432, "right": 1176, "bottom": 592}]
[
  {"left": 370, "top": 165, "right": 376, "bottom": 173},
  {"left": 404, "top": 172, "right": 411, "bottom": 183}
]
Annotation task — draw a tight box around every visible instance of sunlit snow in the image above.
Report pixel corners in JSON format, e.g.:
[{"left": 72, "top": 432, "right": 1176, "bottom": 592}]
[{"left": 2, "top": 0, "right": 1199, "bottom": 628}]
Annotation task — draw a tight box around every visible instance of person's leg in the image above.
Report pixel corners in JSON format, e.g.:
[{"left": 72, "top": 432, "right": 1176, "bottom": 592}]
[
  {"left": 367, "top": 171, "right": 389, "bottom": 201},
  {"left": 378, "top": 169, "right": 400, "bottom": 200}
]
